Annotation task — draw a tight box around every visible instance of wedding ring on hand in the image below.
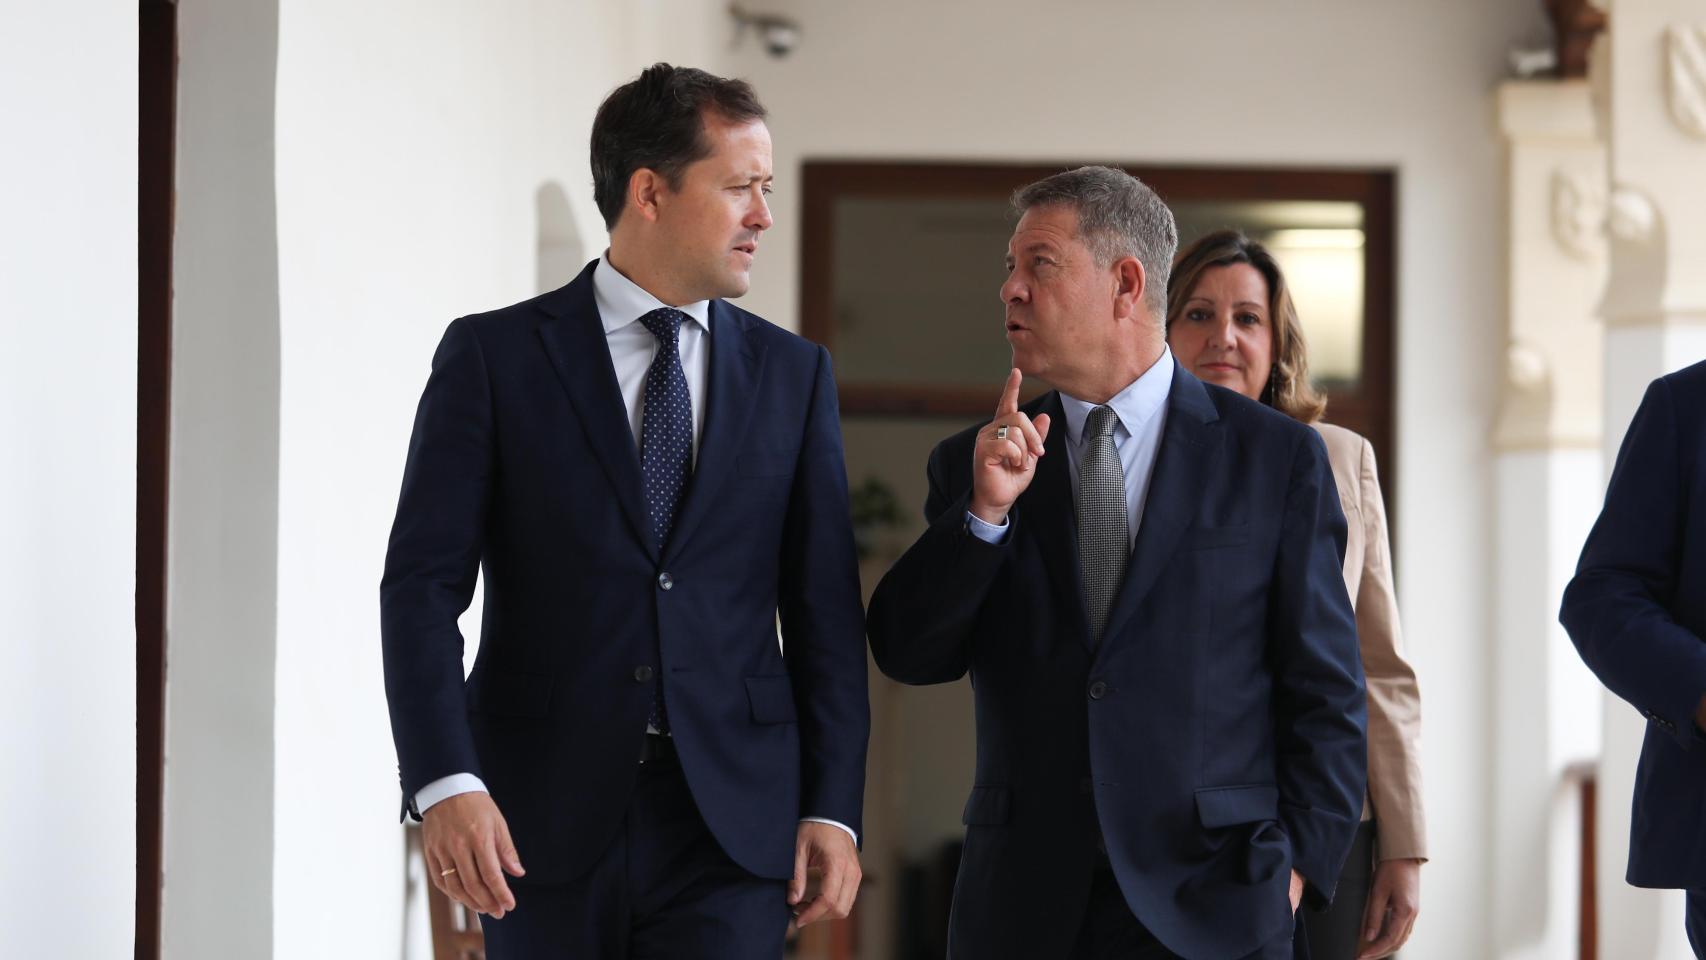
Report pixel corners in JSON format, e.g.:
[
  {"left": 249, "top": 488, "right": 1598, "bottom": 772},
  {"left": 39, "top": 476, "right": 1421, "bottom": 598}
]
[
  {"left": 440, "top": 868, "right": 457, "bottom": 877},
  {"left": 995, "top": 425, "right": 1009, "bottom": 441}
]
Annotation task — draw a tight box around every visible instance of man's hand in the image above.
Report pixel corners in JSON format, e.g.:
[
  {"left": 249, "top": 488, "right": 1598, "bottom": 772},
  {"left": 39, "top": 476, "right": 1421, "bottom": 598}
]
[
  {"left": 788, "top": 821, "right": 862, "bottom": 929},
  {"left": 422, "top": 792, "right": 525, "bottom": 919},
  {"left": 969, "top": 368, "right": 1050, "bottom": 526},
  {"left": 1289, "top": 868, "right": 1305, "bottom": 913},
  {"left": 1356, "top": 858, "right": 1421, "bottom": 958}
]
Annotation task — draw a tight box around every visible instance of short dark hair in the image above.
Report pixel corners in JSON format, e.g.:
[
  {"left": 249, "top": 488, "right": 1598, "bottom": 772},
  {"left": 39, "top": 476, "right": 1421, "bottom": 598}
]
[{"left": 590, "top": 63, "right": 768, "bottom": 230}]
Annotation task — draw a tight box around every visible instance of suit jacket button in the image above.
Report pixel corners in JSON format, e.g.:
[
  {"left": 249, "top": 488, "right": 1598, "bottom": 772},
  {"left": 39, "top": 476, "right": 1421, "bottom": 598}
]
[
  {"left": 1089, "top": 681, "right": 1108, "bottom": 700},
  {"left": 634, "top": 665, "right": 654, "bottom": 683},
  {"left": 658, "top": 572, "right": 674, "bottom": 591}
]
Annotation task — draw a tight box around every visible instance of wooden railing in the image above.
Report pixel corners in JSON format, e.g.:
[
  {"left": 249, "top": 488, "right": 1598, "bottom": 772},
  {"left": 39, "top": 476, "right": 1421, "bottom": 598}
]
[{"left": 1564, "top": 761, "right": 1598, "bottom": 960}]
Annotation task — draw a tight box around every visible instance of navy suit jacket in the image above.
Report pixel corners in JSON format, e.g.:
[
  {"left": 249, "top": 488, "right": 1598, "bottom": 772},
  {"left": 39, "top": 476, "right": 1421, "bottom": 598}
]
[
  {"left": 380, "top": 260, "right": 869, "bottom": 883},
  {"left": 1561, "top": 359, "right": 1706, "bottom": 889},
  {"left": 866, "top": 367, "right": 1367, "bottom": 960}
]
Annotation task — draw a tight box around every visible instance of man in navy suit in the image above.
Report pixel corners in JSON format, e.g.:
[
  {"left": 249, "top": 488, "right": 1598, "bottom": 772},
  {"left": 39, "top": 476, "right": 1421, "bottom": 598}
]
[
  {"left": 380, "top": 64, "right": 868, "bottom": 958},
  {"left": 866, "top": 166, "right": 1367, "bottom": 959},
  {"left": 1562, "top": 359, "right": 1706, "bottom": 957}
]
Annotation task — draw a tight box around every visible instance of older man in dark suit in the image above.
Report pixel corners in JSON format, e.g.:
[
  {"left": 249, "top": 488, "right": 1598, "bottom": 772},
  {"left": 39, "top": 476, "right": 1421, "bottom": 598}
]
[{"left": 866, "top": 166, "right": 1367, "bottom": 959}]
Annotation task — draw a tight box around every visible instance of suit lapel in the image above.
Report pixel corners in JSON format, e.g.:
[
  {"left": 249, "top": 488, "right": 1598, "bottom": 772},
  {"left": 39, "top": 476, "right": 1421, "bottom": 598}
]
[
  {"left": 1019, "top": 392, "right": 1091, "bottom": 646},
  {"left": 533, "top": 261, "right": 657, "bottom": 561},
  {"left": 663, "top": 299, "right": 765, "bottom": 562},
  {"left": 1097, "top": 366, "right": 1221, "bottom": 648}
]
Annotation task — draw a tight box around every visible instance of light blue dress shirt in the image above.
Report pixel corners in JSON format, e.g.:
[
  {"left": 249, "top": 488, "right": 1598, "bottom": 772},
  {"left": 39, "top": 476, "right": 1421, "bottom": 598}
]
[{"left": 967, "top": 347, "right": 1175, "bottom": 547}]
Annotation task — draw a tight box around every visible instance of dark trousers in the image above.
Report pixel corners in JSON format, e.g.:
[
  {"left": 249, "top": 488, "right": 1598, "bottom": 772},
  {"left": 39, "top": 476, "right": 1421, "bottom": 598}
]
[
  {"left": 479, "top": 742, "right": 790, "bottom": 960},
  {"left": 1300, "top": 820, "right": 1375, "bottom": 960},
  {"left": 1689, "top": 890, "right": 1706, "bottom": 960},
  {"left": 1069, "top": 851, "right": 1297, "bottom": 960}
]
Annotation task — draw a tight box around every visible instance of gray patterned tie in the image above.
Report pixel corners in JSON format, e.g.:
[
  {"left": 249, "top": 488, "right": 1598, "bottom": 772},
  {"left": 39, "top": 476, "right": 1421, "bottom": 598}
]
[{"left": 1077, "top": 405, "right": 1128, "bottom": 645}]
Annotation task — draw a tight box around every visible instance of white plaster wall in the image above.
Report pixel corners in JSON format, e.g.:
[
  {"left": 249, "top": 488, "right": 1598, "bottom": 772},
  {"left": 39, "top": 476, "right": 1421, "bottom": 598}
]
[
  {"left": 1491, "top": 449, "right": 1603, "bottom": 960},
  {"left": 0, "top": 5, "right": 137, "bottom": 955},
  {"left": 268, "top": 2, "right": 726, "bottom": 955},
  {"left": 725, "top": 2, "right": 1548, "bottom": 956}
]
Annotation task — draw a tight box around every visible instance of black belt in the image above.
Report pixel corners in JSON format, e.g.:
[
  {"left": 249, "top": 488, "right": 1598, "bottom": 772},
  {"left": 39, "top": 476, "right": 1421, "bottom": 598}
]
[{"left": 639, "top": 732, "right": 676, "bottom": 764}]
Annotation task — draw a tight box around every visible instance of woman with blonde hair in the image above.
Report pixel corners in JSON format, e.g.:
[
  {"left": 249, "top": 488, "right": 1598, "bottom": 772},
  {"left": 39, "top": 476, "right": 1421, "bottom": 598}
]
[{"left": 1166, "top": 229, "right": 1425, "bottom": 960}]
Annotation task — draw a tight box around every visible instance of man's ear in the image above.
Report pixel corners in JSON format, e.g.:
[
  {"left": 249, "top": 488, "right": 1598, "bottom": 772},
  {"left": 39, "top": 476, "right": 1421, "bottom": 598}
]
[
  {"left": 1114, "top": 255, "right": 1147, "bottom": 317},
  {"left": 628, "top": 168, "right": 667, "bottom": 224}
]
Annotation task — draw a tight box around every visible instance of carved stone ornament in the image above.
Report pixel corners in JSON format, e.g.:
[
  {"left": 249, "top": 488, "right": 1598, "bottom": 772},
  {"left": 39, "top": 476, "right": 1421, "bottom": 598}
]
[
  {"left": 1506, "top": 341, "right": 1550, "bottom": 394},
  {"left": 1668, "top": 25, "right": 1706, "bottom": 139},
  {"left": 1609, "top": 186, "right": 1657, "bottom": 243},
  {"left": 1551, "top": 169, "right": 1606, "bottom": 260}
]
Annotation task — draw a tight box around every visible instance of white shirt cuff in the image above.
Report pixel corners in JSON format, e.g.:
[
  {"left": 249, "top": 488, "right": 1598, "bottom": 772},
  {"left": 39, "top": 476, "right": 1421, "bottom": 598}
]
[
  {"left": 800, "top": 817, "right": 859, "bottom": 846},
  {"left": 965, "top": 510, "right": 1010, "bottom": 544},
  {"left": 415, "top": 773, "right": 488, "bottom": 814}
]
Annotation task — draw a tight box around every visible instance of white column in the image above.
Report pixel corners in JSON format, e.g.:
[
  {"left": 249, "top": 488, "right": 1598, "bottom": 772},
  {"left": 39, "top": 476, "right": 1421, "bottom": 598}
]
[
  {"left": 1590, "top": 2, "right": 1706, "bottom": 957},
  {"left": 164, "top": 0, "right": 282, "bottom": 956},
  {"left": 1490, "top": 79, "right": 1609, "bottom": 960}
]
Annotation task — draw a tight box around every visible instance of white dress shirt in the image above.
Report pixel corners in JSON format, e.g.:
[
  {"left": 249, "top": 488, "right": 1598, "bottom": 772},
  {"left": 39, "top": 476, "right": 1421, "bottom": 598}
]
[
  {"left": 967, "top": 347, "right": 1174, "bottom": 548},
  {"left": 594, "top": 251, "right": 711, "bottom": 461},
  {"left": 417, "top": 255, "right": 855, "bottom": 844}
]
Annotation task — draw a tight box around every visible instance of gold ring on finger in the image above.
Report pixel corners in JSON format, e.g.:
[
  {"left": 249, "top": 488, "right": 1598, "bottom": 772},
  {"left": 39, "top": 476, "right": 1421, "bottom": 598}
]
[
  {"left": 440, "top": 867, "right": 457, "bottom": 877},
  {"left": 995, "top": 425, "right": 1009, "bottom": 441}
]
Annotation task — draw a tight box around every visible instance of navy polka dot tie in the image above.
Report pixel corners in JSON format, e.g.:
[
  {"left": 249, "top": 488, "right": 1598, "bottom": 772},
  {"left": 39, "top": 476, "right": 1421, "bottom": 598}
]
[{"left": 638, "top": 307, "right": 694, "bottom": 734}]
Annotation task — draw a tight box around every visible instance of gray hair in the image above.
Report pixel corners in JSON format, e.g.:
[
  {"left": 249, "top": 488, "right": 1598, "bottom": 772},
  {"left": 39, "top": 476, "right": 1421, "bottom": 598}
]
[{"left": 1011, "top": 165, "right": 1178, "bottom": 319}]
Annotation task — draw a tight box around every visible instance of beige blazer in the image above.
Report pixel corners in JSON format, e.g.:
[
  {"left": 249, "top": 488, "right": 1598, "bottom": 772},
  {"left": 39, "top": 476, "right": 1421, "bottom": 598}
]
[{"left": 1312, "top": 422, "right": 1427, "bottom": 862}]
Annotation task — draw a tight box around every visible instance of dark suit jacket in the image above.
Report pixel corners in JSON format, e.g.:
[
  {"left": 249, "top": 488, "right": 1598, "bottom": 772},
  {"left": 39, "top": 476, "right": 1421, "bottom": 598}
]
[
  {"left": 1561, "top": 359, "right": 1706, "bottom": 889},
  {"left": 380, "top": 260, "right": 869, "bottom": 884},
  {"left": 866, "top": 366, "right": 1366, "bottom": 960}
]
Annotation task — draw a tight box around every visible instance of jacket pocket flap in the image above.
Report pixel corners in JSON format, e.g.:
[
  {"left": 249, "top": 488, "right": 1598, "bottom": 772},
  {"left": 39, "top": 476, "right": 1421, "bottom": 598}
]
[
  {"left": 961, "top": 784, "right": 1011, "bottom": 825},
  {"left": 469, "top": 669, "right": 554, "bottom": 719},
  {"left": 745, "top": 674, "right": 798, "bottom": 724},
  {"left": 1195, "top": 784, "right": 1279, "bottom": 828}
]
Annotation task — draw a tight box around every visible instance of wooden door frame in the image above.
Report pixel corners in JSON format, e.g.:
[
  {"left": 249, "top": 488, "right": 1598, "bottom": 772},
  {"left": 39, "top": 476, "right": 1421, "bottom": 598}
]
[{"left": 138, "top": 1, "right": 176, "bottom": 956}]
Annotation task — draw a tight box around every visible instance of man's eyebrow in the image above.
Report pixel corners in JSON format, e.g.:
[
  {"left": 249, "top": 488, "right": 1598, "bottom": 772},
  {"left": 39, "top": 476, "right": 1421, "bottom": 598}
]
[{"left": 1006, "top": 240, "right": 1059, "bottom": 264}]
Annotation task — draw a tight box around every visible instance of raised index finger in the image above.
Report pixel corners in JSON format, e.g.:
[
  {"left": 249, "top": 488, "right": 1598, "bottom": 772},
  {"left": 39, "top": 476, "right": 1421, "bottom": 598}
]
[{"left": 995, "top": 367, "right": 1022, "bottom": 417}]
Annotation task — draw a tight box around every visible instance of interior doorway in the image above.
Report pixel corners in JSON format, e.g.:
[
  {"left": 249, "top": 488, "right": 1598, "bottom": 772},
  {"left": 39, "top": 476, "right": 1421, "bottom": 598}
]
[{"left": 803, "top": 160, "right": 1398, "bottom": 958}]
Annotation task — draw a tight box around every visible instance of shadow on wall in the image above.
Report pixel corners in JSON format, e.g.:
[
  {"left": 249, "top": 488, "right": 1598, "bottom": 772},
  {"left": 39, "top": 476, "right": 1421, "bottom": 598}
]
[{"left": 538, "top": 181, "right": 585, "bottom": 294}]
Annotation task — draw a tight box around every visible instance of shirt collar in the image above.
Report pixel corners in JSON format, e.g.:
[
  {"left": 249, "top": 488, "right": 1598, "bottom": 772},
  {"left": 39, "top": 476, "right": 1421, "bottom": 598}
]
[
  {"left": 592, "top": 250, "right": 711, "bottom": 336},
  {"left": 1059, "top": 347, "right": 1175, "bottom": 447}
]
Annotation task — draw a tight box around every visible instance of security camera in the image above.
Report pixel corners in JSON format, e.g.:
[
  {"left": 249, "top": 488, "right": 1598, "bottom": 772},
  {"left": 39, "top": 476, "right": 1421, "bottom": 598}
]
[
  {"left": 730, "top": 5, "right": 802, "bottom": 59},
  {"left": 758, "top": 19, "right": 800, "bottom": 57}
]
